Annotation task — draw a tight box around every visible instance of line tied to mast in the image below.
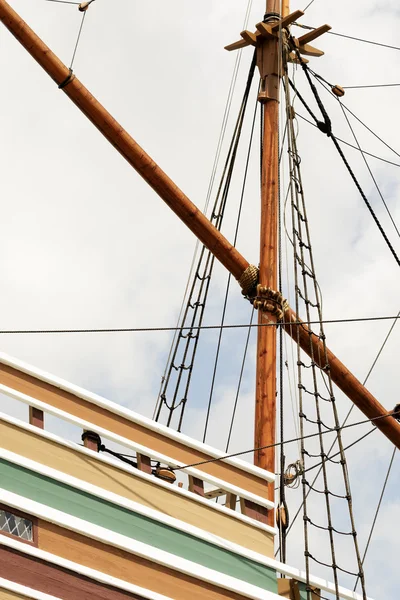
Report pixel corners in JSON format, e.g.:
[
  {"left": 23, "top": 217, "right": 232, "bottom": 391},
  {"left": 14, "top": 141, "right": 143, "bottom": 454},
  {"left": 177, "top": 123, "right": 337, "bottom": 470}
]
[
  {"left": 253, "top": 285, "right": 289, "bottom": 321},
  {"left": 238, "top": 266, "right": 288, "bottom": 320}
]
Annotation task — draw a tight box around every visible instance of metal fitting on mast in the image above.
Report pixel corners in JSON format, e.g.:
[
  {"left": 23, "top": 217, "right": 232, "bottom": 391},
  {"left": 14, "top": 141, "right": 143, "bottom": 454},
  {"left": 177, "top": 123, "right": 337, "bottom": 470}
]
[{"left": 263, "top": 12, "right": 281, "bottom": 23}]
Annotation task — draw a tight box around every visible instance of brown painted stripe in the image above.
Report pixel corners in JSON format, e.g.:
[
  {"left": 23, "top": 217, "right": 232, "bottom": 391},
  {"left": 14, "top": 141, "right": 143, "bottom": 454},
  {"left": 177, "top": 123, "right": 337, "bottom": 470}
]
[
  {"left": 0, "top": 418, "right": 274, "bottom": 557},
  {"left": 0, "top": 545, "right": 145, "bottom": 600},
  {"left": 0, "top": 365, "right": 269, "bottom": 499},
  {"left": 38, "top": 519, "right": 253, "bottom": 600}
]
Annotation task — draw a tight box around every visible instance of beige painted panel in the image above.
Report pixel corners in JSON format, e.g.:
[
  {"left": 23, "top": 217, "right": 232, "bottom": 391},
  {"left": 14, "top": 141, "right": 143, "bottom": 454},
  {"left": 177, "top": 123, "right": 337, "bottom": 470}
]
[
  {"left": 0, "top": 365, "right": 269, "bottom": 498},
  {"left": 0, "top": 419, "right": 274, "bottom": 558},
  {"left": 39, "top": 520, "right": 251, "bottom": 600},
  {"left": 0, "top": 590, "right": 29, "bottom": 600}
]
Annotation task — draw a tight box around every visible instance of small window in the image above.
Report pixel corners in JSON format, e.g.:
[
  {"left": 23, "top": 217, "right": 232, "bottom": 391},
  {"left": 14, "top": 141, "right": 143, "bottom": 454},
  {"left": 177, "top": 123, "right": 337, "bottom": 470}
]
[{"left": 0, "top": 508, "right": 33, "bottom": 542}]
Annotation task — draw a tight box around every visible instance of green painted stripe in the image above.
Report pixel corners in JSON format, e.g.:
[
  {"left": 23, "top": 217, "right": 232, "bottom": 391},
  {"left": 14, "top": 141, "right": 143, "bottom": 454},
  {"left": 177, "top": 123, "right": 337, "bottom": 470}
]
[{"left": 0, "top": 459, "right": 277, "bottom": 592}]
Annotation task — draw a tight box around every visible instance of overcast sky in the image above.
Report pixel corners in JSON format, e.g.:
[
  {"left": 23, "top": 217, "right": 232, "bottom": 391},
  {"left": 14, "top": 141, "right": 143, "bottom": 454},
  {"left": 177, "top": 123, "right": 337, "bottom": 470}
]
[{"left": 0, "top": 0, "right": 399, "bottom": 598}]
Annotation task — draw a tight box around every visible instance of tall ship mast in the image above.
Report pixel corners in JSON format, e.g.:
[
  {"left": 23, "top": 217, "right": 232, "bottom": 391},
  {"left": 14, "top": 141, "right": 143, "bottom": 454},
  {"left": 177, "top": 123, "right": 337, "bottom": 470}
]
[{"left": 0, "top": 1, "right": 399, "bottom": 599}]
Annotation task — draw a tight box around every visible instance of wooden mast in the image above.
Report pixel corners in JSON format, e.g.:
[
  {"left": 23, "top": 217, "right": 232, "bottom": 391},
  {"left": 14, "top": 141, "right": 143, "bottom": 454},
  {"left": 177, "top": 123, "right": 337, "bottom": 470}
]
[
  {"left": 1, "top": 0, "right": 400, "bottom": 453},
  {"left": 254, "top": 0, "right": 282, "bottom": 514}
]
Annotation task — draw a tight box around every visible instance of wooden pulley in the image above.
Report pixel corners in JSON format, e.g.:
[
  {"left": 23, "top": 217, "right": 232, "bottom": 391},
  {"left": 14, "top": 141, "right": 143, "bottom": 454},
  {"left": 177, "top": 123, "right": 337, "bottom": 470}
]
[
  {"left": 154, "top": 465, "right": 177, "bottom": 484},
  {"left": 276, "top": 505, "right": 288, "bottom": 530},
  {"left": 79, "top": 0, "right": 95, "bottom": 12},
  {"left": 331, "top": 84, "right": 345, "bottom": 97}
]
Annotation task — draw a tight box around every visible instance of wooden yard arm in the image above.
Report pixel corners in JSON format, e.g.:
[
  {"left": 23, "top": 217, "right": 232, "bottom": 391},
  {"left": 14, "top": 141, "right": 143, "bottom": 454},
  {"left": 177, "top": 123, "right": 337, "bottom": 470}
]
[{"left": 1, "top": 0, "right": 399, "bottom": 450}]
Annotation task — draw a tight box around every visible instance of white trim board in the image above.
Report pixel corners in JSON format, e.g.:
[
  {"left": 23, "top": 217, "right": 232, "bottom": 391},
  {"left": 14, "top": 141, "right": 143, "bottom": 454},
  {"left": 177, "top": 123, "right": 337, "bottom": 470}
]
[
  {"left": 0, "top": 352, "right": 274, "bottom": 482},
  {"left": 0, "top": 539, "right": 174, "bottom": 600},
  {"left": 0, "top": 490, "right": 281, "bottom": 600},
  {"left": 0, "top": 489, "right": 375, "bottom": 600},
  {"left": 0, "top": 446, "right": 276, "bottom": 563},
  {"left": 0, "top": 578, "right": 62, "bottom": 600},
  {"left": 0, "top": 384, "right": 274, "bottom": 511},
  {"left": 0, "top": 410, "right": 276, "bottom": 536}
]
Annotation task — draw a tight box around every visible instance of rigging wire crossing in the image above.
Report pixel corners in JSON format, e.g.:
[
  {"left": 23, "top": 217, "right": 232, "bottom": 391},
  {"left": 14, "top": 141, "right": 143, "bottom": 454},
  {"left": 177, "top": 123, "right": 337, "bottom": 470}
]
[
  {"left": 278, "top": 308, "right": 400, "bottom": 554},
  {"left": 295, "top": 113, "right": 400, "bottom": 168},
  {"left": 308, "top": 68, "right": 400, "bottom": 160},
  {"left": 202, "top": 61, "right": 258, "bottom": 442},
  {"left": 170, "top": 411, "right": 399, "bottom": 472},
  {"left": 284, "top": 69, "right": 366, "bottom": 597},
  {"left": 344, "top": 83, "right": 400, "bottom": 89},
  {"left": 154, "top": 51, "right": 257, "bottom": 431},
  {"left": 287, "top": 45, "right": 400, "bottom": 268},
  {"left": 306, "top": 71, "right": 400, "bottom": 238},
  {"left": 153, "top": 1, "right": 254, "bottom": 423},
  {"left": 0, "top": 314, "right": 398, "bottom": 334},
  {"left": 303, "top": 70, "right": 400, "bottom": 241},
  {"left": 293, "top": 22, "right": 400, "bottom": 52}
]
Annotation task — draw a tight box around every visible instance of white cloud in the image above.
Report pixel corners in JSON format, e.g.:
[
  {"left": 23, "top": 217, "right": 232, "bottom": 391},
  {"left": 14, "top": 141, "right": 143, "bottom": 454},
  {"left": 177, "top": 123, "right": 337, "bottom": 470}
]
[{"left": 0, "top": 0, "right": 399, "bottom": 597}]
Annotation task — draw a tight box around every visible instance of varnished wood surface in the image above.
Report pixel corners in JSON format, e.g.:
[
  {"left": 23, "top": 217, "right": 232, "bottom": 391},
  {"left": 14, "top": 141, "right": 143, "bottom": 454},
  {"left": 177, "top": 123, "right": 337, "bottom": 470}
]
[
  {"left": 283, "top": 307, "right": 400, "bottom": 450},
  {"left": 255, "top": 14, "right": 280, "bottom": 525},
  {"left": 0, "top": 418, "right": 274, "bottom": 557},
  {"left": 0, "top": 364, "right": 270, "bottom": 499},
  {"left": 38, "top": 520, "right": 260, "bottom": 600}
]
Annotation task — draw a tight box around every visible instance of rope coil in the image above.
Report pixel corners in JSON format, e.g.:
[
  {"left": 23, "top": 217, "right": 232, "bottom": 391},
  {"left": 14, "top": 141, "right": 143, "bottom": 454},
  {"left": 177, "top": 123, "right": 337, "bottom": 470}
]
[
  {"left": 238, "top": 264, "right": 259, "bottom": 296},
  {"left": 252, "top": 285, "right": 289, "bottom": 321}
]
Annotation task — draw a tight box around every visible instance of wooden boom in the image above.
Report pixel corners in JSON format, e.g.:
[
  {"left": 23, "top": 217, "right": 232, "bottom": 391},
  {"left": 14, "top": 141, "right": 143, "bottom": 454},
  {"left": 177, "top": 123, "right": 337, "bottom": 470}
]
[
  {"left": 1, "top": 0, "right": 399, "bottom": 450},
  {"left": 0, "top": 1, "right": 248, "bottom": 283}
]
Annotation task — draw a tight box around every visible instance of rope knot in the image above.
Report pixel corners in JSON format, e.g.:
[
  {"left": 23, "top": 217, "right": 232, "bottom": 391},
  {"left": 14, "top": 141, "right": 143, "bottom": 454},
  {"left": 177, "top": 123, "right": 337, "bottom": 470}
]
[
  {"left": 252, "top": 285, "right": 288, "bottom": 321},
  {"left": 317, "top": 120, "right": 332, "bottom": 136}
]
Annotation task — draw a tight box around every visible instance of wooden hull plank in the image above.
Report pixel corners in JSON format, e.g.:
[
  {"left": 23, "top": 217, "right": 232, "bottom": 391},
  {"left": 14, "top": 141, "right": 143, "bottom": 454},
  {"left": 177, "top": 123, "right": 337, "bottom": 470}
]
[
  {"left": 38, "top": 520, "right": 265, "bottom": 600},
  {"left": 0, "top": 419, "right": 274, "bottom": 557},
  {"left": 0, "top": 458, "right": 277, "bottom": 592},
  {"left": 0, "top": 365, "right": 271, "bottom": 497}
]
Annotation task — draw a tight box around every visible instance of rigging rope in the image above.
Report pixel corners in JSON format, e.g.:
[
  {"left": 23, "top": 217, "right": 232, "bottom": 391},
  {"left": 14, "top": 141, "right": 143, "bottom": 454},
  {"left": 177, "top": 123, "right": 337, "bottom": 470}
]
[
  {"left": 69, "top": 10, "right": 87, "bottom": 69},
  {"left": 45, "top": 0, "right": 81, "bottom": 5},
  {"left": 171, "top": 411, "right": 397, "bottom": 471},
  {"left": 278, "top": 144, "right": 287, "bottom": 562},
  {"left": 154, "top": 51, "right": 257, "bottom": 430},
  {"left": 337, "top": 98, "right": 400, "bottom": 238},
  {"left": 284, "top": 67, "right": 367, "bottom": 598},
  {"left": 306, "top": 71, "right": 400, "bottom": 238},
  {"left": 225, "top": 309, "right": 255, "bottom": 452},
  {"left": 203, "top": 92, "right": 258, "bottom": 443},
  {"left": 310, "top": 69, "right": 400, "bottom": 160},
  {"left": 276, "top": 42, "right": 288, "bottom": 562},
  {"left": 153, "top": 0, "right": 255, "bottom": 423},
  {"left": 302, "top": 0, "right": 317, "bottom": 11},
  {"left": 287, "top": 45, "right": 400, "bottom": 269},
  {"left": 0, "top": 314, "right": 398, "bottom": 335},
  {"left": 46, "top": 0, "right": 93, "bottom": 69},
  {"left": 293, "top": 23, "right": 400, "bottom": 52},
  {"left": 279, "top": 309, "right": 400, "bottom": 552},
  {"left": 296, "top": 113, "right": 400, "bottom": 168},
  {"left": 353, "top": 448, "right": 397, "bottom": 592},
  {"left": 344, "top": 83, "right": 400, "bottom": 90}
]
